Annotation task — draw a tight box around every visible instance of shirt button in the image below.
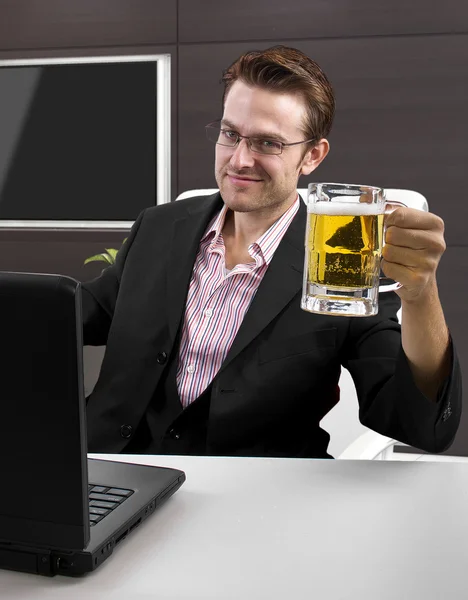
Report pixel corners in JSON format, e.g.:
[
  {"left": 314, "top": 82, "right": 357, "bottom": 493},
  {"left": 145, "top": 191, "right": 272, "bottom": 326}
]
[
  {"left": 187, "top": 364, "right": 195, "bottom": 374},
  {"left": 204, "top": 308, "right": 213, "bottom": 318},
  {"left": 157, "top": 352, "right": 168, "bottom": 365},
  {"left": 120, "top": 424, "right": 133, "bottom": 439}
]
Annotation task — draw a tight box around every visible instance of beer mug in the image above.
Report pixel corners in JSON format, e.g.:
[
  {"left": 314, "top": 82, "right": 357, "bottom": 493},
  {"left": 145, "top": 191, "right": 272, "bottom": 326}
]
[{"left": 301, "top": 182, "right": 405, "bottom": 317}]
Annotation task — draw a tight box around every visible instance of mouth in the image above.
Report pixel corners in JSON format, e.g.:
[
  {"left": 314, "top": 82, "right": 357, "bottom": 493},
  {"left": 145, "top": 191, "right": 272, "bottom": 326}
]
[{"left": 227, "top": 174, "right": 262, "bottom": 186}]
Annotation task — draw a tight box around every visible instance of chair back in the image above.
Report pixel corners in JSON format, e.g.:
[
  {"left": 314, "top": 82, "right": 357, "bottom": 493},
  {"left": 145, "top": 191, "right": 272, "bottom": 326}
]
[{"left": 176, "top": 187, "right": 429, "bottom": 213}]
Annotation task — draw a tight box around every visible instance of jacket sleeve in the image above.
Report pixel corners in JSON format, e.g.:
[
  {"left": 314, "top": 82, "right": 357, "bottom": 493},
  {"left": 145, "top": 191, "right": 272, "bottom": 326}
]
[
  {"left": 342, "top": 291, "right": 462, "bottom": 453},
  {"left": 81, "top": 210, "right": 145, "bottom": 346}
]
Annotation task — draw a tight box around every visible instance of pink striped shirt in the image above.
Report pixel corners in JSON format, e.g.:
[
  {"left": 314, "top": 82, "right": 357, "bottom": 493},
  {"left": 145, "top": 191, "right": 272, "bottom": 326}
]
[{"left": 176, "top": 197, "right": 300, "bottom": 407}]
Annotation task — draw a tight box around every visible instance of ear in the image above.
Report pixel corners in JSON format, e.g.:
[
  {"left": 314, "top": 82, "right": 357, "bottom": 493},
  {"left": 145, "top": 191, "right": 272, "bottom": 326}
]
[{"left": 299, "top": 139, "right": 330, "bottom": 176}]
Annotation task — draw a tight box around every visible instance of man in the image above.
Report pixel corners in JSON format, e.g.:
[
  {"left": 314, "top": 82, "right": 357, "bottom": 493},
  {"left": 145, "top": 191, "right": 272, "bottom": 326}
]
[{"left": 83, "top": 46, "right": 461, "bottom": 458}]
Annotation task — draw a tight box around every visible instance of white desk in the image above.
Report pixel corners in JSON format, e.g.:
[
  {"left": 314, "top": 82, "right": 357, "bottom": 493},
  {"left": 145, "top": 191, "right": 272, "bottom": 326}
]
[{"left": 2, "top": 455, "right": 468, "bottom": 599}]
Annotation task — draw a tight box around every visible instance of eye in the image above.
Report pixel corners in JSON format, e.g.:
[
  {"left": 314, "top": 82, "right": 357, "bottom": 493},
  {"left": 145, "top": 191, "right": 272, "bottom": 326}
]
[
  {"left": 221, "top": 129, "right": 238, "bottom": 140},
  {"left": 259, "top": 139, "right": 282, "bottom": 150}
]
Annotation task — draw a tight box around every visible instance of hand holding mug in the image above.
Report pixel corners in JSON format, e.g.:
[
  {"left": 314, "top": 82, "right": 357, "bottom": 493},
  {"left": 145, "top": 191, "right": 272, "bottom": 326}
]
[{"left": 382, "top": 206, "right": 446, "bottom": 303}]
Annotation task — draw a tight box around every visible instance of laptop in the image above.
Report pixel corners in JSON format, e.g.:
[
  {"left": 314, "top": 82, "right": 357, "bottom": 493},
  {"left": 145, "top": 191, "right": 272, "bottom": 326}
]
[{"left": 0, "top": 272, "right": 186, "bottom": 577}]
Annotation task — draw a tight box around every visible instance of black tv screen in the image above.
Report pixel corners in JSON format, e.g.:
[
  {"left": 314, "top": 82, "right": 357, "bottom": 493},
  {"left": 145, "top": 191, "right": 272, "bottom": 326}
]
[{"left": 0, "top": 60, "right": 158, "bottom": 221}]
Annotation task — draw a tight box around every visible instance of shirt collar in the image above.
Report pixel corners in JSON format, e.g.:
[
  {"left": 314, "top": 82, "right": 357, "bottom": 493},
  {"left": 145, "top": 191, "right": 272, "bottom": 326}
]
[
  {"left": 201, "top": 203, "right": 229, "bottom": 246},
  {"left": 252, "top": 196, "right": 300, "bottom": 265}
]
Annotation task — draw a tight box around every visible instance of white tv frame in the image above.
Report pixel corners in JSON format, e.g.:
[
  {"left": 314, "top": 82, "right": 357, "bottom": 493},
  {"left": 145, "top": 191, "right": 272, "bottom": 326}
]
[{"left": 0, "top": 54, "right": 171, "bottom": 230}]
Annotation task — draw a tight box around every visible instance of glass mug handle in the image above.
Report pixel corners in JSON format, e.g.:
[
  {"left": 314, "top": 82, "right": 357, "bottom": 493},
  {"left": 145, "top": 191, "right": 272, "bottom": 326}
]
[{"left": 379, "top": 200, "right": 408, "bottom": 293}]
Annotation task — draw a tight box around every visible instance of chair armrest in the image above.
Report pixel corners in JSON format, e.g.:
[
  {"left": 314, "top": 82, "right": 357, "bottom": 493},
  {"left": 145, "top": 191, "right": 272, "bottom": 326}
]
[{"left": 337, "top": 431, "right": 400, "bottom": 460}]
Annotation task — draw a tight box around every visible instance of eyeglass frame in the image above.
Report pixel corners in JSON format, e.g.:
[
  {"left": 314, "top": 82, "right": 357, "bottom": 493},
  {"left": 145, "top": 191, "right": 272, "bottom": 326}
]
[{"left": 205, "top": 120, "right": 317, "bottom": 155}]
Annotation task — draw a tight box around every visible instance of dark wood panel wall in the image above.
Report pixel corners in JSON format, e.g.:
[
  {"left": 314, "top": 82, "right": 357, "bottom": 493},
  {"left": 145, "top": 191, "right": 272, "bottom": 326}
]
[
  {"left": 0, "top": 228, "right": 130, "bottom": 282},
  {"left": 0, "top": 0, "right": 467, "bottom": 454}
]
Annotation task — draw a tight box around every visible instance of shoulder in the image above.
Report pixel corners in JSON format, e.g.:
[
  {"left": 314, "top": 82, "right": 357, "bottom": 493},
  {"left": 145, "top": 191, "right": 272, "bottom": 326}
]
[{"left": 140, "top": 192, "right": 222, "bottom": 224}]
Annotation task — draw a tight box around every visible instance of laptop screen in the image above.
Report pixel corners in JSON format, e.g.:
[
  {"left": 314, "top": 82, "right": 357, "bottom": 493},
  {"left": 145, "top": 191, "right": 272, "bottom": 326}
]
[{"left": 0, "top": 273, "right": 89, "bottom": 550}]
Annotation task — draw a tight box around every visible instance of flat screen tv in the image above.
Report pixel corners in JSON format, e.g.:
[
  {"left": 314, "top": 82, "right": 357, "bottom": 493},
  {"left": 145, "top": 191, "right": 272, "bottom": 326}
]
[{"left": 0, "top": 55, "right": 171, "bottom": 225}]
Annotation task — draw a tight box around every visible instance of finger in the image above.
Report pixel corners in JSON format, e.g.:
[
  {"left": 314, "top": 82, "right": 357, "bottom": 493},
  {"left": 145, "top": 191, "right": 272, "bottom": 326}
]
[
  {"left": 381, "top": 259, "right": 429, "bottom": 288},
  {"left": 382, "top": 244, "right": 434, "bottom": 269},
  {"left": 384, "top": 226, "right": 446, "bottom": 253},
  {"left": 384, "top": 207, "right": 445, "bottom": 232}
]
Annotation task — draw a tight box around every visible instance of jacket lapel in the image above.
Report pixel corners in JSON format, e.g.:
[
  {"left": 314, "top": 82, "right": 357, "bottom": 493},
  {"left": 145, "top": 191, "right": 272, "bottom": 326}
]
[
  {"left": 219, "top": 201, "right": 307, "bottom": 373},
  {"left": 166, "top": 193, "right": 223, "bottom": 343}
]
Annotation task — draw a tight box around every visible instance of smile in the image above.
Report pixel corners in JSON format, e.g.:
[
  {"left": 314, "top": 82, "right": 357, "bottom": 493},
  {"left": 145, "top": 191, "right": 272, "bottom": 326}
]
[{"left": 227, "top": 175, "right": 262, "bottom": 185}]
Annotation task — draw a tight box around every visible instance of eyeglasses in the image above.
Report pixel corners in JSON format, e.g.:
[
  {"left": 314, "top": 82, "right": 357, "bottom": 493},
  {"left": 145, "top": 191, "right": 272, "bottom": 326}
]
[{"left": 205, "top": 121, "right": 316, "bottom": 156}]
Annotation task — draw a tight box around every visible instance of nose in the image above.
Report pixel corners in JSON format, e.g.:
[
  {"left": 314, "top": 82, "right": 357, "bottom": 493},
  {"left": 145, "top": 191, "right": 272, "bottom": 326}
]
[{"left": 229, "top": 138, "right": 255, "bottom": 170}]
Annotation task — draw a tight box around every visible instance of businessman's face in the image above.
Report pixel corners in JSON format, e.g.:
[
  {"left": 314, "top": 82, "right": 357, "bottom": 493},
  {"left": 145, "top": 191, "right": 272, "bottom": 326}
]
[{"left": 215, "top": 80, "right": 328, "bottom": 215}]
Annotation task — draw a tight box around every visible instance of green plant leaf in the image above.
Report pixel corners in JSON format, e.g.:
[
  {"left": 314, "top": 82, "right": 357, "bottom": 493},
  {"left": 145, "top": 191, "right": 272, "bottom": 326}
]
[
  {"left": 105, "top": 248, "right": 118, "bottom": 262},
  {"left": 84, "top": 237, "right": 127, "bottom": 266},
  {"left": 84, "top": 253, "right": 114, "bottom": 266}
]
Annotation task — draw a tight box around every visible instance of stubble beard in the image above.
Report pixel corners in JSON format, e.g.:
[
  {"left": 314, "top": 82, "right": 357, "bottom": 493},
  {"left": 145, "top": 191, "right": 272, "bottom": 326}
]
[
  {"left": 216, "top": 164, "right": 277, "bottom": 213},
  {"left": 216, "top": 168, "right": 297, "bottom": 215}
]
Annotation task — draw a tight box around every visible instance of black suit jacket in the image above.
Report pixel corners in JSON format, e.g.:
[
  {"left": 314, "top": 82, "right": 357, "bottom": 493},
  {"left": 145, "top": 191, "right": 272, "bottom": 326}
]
[{"left": 82, "top": 193, "right": 462, "bottom": 457}]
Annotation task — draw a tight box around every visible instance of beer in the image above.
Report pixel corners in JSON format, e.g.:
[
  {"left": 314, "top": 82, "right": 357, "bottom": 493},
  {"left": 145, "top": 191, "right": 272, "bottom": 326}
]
[{"left": 306, "top": 203, "right": 384, "bottom": 290}]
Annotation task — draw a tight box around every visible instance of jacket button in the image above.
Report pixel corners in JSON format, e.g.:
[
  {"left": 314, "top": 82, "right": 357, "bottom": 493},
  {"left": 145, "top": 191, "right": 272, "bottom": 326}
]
[
  {"left": 169, "top": 428, "right": 180, "bottom": 440},
  {"left": 120, "top": 424, "right": 133, "bottom": 439},
  {"left": 157, "top": 352, "right": 168, "bottom": 365}
]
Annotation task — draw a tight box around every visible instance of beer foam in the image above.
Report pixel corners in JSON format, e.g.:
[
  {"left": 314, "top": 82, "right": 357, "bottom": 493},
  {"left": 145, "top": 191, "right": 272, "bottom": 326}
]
[{"left": 309, "top": 202, "right": 385, "bottom": 216}]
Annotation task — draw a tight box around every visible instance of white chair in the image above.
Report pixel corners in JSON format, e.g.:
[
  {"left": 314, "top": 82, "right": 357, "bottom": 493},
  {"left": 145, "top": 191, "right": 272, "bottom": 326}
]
[
  {"left": 176, "top": 188, "right": 219, "bottom": 201},
  {"left": 175, "top": 187, "right": 429, "bottom": 459}
]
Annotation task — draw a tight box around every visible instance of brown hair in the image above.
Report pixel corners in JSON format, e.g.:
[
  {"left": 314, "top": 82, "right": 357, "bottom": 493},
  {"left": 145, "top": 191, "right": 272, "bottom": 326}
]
[{"left": 221, "top": 45, "right": 335, "bottom": 142}]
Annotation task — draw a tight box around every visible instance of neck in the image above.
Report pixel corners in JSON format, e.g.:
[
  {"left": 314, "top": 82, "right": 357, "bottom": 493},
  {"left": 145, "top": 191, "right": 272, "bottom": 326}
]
[{"left": 222, "top": 195, "right": 297, "bottom": 248}]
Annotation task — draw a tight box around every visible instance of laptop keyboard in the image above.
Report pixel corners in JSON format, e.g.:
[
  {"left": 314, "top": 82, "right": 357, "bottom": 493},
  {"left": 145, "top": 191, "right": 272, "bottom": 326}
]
[{"left": 88, "top": 484, "right": 134, "bottom": 526}]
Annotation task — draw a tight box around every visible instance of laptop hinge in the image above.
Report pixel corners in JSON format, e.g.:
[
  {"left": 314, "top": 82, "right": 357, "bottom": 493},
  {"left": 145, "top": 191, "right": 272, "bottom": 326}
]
[{"left": 0, "top": 545, "right": 55, "bottom": 576}]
